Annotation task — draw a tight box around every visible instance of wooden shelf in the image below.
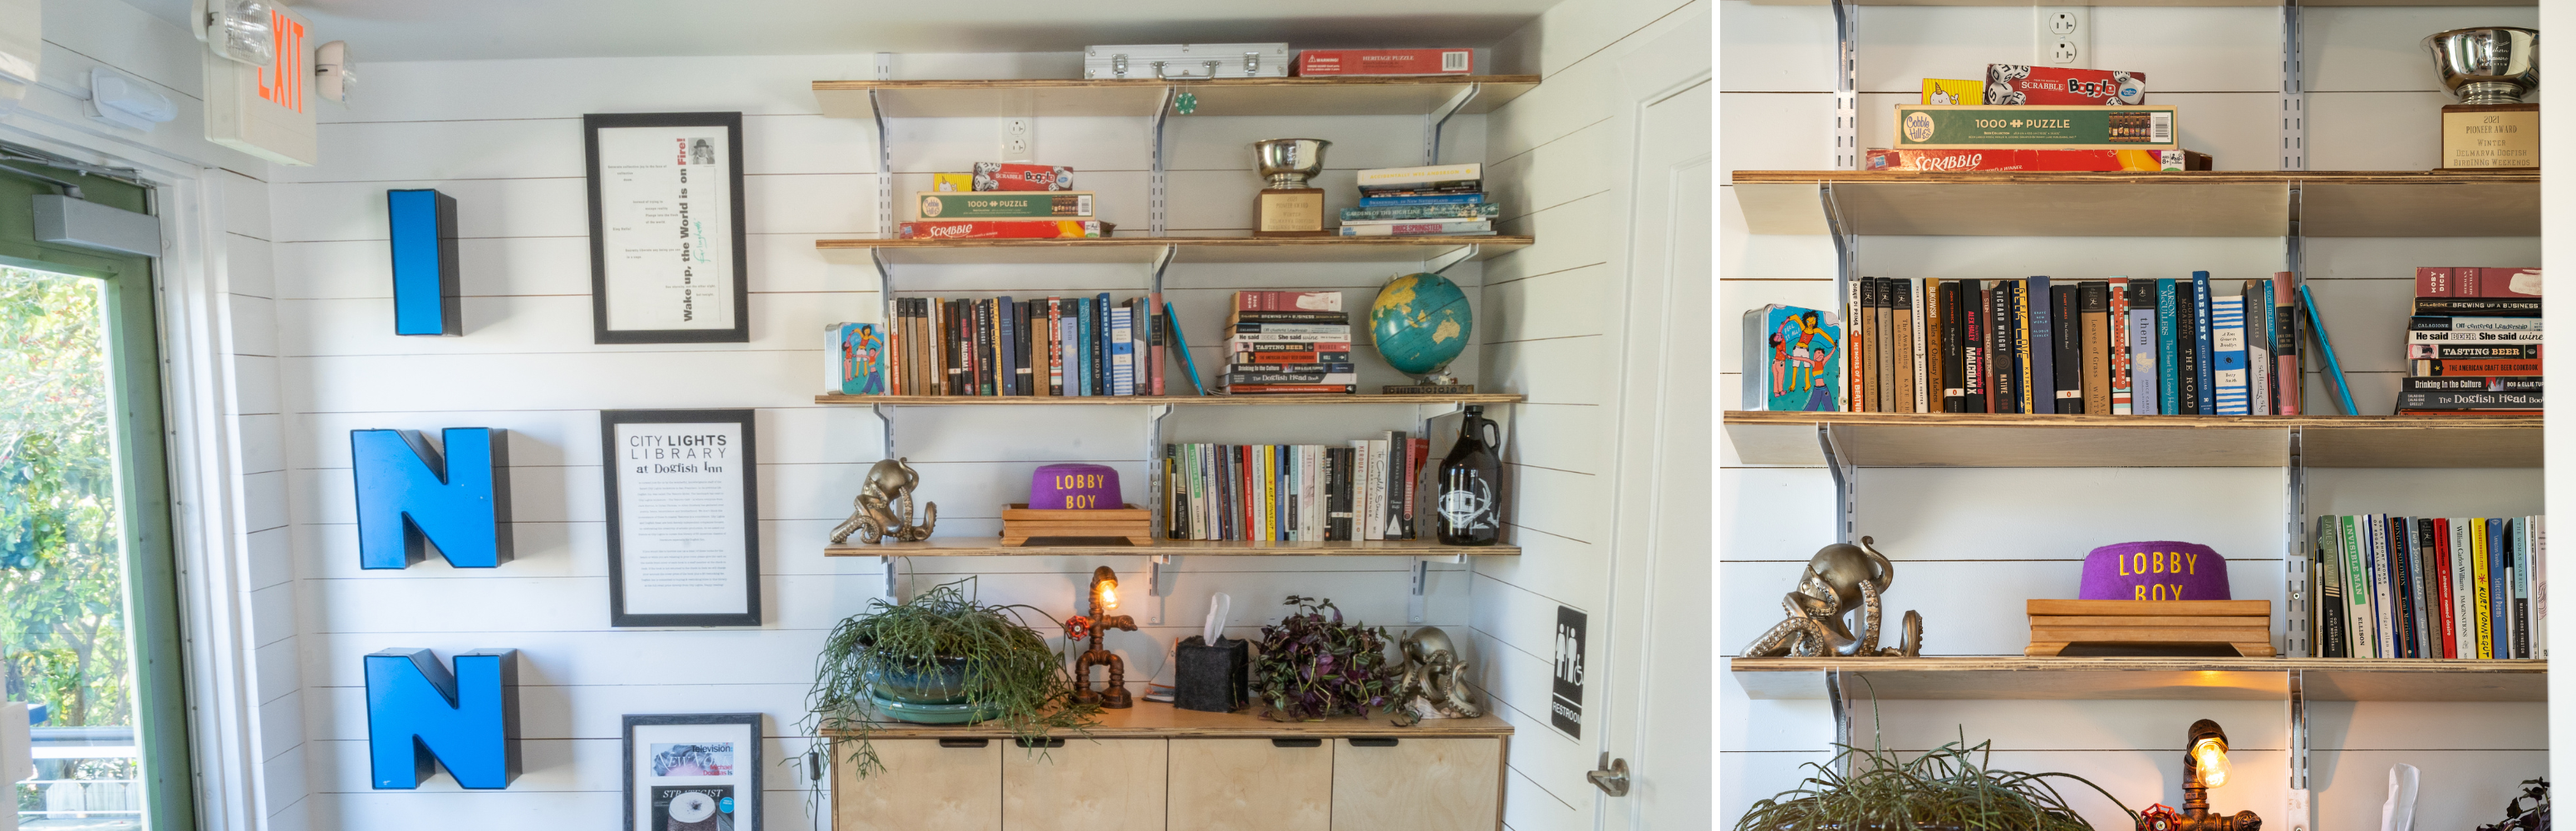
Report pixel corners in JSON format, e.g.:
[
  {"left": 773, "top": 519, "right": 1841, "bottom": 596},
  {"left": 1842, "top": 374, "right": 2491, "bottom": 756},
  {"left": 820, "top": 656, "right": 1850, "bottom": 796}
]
[
  {"left": 1730, "top": 656, "right": 2547, "bottom": 702},
  {"left": 827, "top": 537, "right": 1517, "bottom": 557},
  {"left": 814, "top": 235, "right": 1528, "bottom": 265},
  {"left": 1747, "top": 0, "right": 2527, "bottom": 7},
  {"left": 1730, "top": 170, "right": 2538, "bottom": 238},
  {"left": 813, "top": 76, "right": 1541, "bottom": 120},
  {"left": 818, "top": 393, "right": 1523, "bottom": 406},
  {"left": 824, "top": 700, "right": 1512, "bottom": 739},
  {"left": 1723, "top": 411, "right": 2542, "bottom": 469}
]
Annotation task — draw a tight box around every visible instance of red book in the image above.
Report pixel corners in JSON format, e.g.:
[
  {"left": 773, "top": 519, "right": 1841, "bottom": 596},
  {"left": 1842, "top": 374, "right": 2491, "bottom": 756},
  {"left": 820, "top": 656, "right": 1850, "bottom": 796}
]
[
  {"left": 1232, "top": 291, "right": 1344, "bottom": 312},
  {"left": 1047, "top": 297, "right": 1064, "bottom": 396},
  {"left": 1405, "top": 437, "right": 1428, "bottom": 538},
  {"left": 2435, "top": 518, "right": 2457, "bottom": 659},
  {"left": 2271, "top": 272, "right": 2297, "bottom": 416},
  {"left": 1147, "top": 294, "right": 1166, "bottom": 396},
  {"left": 1241, "top": 445, "right": 1258, "bottom": 540},
  {"left": 2416, "top": 267, "right": 2456, "bottom": 297},
  {"left": 898, "top": 219, "right": 1107, "bottom": 239},
  {"left": 1227, "top": 384, "right": 1357, "bottom": 394},
  {"left": 1295, "top": 48, "right": 1474, "bottom": 76},
  {"left": 2464, "top": 267, "right": 2543, "bottom": 298}
]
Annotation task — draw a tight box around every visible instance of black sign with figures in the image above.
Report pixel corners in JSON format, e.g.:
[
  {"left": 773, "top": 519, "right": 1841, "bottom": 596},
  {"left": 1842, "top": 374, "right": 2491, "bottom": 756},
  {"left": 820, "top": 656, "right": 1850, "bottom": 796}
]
[{"left": 1551, "top": 606, "right": 1585, "bottom": 738}]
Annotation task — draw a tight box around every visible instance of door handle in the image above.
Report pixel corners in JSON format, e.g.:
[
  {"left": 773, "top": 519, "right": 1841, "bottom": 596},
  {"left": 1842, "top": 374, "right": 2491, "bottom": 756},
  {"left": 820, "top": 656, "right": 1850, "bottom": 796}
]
[
  {"left": 938, "top": 738, "right": 990, "bottom": 749},
  {"left": 1015, "top": 737, "right": 1067, "bottom": 749},
  {"left": 1588, "top": 753, "right": 1631, "bottom": 797},
  {"left": 1347, "top": 738, "right": 1399, "bottom": 747},
  {"left": 1271, "top": 738, "right": 1321, "bottom": 748}
]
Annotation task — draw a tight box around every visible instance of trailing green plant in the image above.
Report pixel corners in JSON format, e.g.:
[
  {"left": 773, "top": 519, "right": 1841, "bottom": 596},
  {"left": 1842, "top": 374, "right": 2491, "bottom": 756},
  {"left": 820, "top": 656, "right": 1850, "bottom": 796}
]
[
  {"left": 799, "top": 578, "right": 1097, "bottom": 785},
  {"left": 1733, "top": 730, "right": 2136, "bottom": 831},
  {"left": 1250, "top": 595, "right": 1399, "bottom": 721}
]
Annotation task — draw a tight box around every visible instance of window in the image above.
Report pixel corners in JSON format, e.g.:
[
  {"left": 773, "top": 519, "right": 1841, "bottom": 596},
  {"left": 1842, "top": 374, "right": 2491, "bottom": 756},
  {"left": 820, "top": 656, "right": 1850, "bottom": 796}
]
[{"left": 0, "top": 157, "right": 190, "bottom": 830}]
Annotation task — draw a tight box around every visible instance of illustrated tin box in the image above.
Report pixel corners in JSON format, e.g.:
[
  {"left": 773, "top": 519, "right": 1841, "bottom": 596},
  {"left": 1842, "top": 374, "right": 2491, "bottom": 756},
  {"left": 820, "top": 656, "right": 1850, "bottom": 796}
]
[
  {"left": 1894, "top": 104, "right": 2180, "bottom": 150},
  {"left": 1741, "top": 304, "right": 1842, "bottom": 412}
]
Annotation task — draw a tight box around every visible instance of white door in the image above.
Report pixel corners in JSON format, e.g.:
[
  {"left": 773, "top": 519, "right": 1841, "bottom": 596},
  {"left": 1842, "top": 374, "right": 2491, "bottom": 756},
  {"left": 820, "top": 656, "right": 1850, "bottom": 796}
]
[{"left": 1595, "top": 16, "right": 1714, "bottom": 831}]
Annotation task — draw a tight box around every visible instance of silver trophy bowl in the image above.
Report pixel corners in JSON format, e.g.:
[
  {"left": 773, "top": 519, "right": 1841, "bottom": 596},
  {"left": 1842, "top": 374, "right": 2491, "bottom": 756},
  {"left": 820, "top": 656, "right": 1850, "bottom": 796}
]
[
  {"left": 1251, "top": 138, "right": 1330, "bottom": 189},
  {"left": 2425, "top": 27, "right": 2539, "bottom": 106}
]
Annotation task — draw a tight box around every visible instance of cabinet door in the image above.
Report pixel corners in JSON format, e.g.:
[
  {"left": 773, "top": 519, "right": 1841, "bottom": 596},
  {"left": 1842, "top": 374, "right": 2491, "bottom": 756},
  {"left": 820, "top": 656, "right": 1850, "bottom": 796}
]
[
  {"left": 1168, "top": 738, "right": 1333, "bottom": 831},
  {"left": 1001, "top": 738, "right": 1167, "bottom": 831},
  {"left": 834, "top": 738, "right": 1002, "bottom": 831},
  {"left": 1330, "top": 737, "right": 1503, "bottom": 831}
]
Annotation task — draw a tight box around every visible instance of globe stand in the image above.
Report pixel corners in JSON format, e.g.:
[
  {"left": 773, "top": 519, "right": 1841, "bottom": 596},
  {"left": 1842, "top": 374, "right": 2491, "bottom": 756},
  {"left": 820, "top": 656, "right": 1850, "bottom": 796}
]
[
  {"left": 1384, "top": 370, "right": 1473, "bottom": 396},
  {"left": 1369, "top": 272, "right": 1477, "bottom": 396}
]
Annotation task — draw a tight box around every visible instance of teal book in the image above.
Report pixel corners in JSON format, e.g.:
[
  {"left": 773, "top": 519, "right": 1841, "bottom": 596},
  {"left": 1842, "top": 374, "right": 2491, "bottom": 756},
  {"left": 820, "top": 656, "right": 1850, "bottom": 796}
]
[
  {"left": 1743, "top": 304, "right": 1844, "bottom": 411},
  {"left": 2156, "top": 278, "right": 2180, "bottom": 415},
  {"left": 2190, "top": 271, "right": 2216, "bottom": 414},
  {"left": 835, "top": 322, "right": 886, "bottom": 395}
]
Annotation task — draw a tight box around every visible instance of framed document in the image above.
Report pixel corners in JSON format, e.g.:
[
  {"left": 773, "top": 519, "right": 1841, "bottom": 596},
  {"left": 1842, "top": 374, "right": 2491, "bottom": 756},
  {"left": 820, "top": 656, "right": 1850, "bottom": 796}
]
[
  {"left": 624, "top": 714, "right": 763, "bottom": 831},
  {"left": 602, "top": 410, "right": 760, "bottom": 627},
  {"left": 586, "top": 112, "right": 750, "bottom": 344}
]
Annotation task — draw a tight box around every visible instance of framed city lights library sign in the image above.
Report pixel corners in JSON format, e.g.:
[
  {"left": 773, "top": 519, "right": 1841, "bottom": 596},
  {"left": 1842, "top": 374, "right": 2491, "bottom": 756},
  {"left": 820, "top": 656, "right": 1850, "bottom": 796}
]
[{"left": 584, "top": 111, "right": 750, "bottom": 343}]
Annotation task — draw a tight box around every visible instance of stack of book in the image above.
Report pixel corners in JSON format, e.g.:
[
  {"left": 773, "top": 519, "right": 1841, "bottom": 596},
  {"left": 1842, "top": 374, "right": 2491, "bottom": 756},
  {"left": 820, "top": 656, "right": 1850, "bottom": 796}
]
[
  {"left": 1163, "top": 434, "right": 1428, "bottom": 541},
  {"left": 2312, "top": 514, "right": 2546, "bottom": 660},
  {"left": 1339, "top": 164, "right": 1498, "bottom": 237},
  {"left": 1752, "top": 273, "right": 2303, "bottom": 415},
  {"left": 900, "top": 163, "right": 1111, "bottom": 239},
  {"left": 2399, "top": 267, "right": 2540, "bottom": 415},
  {"left": 827, "top": 293, "right": 1168, "bottom": 396},
  {"left": 1225, "top": 291, "right": 1354, "bottom": 395}
]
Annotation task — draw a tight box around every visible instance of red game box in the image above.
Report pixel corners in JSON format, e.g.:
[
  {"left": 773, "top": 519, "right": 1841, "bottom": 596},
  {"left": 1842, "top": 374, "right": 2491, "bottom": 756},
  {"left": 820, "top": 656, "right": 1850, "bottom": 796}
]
[
  {"left": 971, "top": 162, "right": 1074, "bottom": 191},
  {"left": 1984, "top": 66, "right": 2148, "bottom": 106},
  {"left": 898, "top": 220, "right": 1111, "bottom": 240},
  {"left": 1865, "top": 148, "right": 2208, "bottom": 172},
  {"left": 1295, "top": 48, "right": 1474, "bottom": 76}
]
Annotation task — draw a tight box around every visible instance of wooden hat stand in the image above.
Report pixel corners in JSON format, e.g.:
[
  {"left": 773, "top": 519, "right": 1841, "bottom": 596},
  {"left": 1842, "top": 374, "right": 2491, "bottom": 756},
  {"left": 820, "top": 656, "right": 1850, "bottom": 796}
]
[
  {"left": 999, "top": 504, "right": 1153, "bottom": 547},
  {"left": 2026, "top": 599, "right": 2275, "bottom": 657}
]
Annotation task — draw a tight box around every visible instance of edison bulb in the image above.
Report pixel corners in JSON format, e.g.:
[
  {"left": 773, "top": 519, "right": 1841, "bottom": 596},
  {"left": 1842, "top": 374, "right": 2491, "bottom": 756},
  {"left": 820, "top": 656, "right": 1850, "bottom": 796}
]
[
  {"left": 2191, "top": 738, "right": 2231, "bottom": 788},
  {"left": 1098, "top": 580, "right": 1118, "bottom": 609}
]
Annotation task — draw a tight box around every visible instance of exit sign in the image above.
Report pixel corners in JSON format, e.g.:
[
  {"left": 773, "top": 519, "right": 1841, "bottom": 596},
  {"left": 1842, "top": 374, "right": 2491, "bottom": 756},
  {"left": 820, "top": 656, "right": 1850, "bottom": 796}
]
[{"left": 204, "top": 4, "right": 315, "bottom": 165}]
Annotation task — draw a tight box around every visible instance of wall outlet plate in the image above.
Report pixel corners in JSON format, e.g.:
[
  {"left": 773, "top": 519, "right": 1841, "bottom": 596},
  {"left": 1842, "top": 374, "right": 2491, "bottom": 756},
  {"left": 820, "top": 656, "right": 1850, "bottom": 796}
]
[
  {"left": 1001, "top": 117, "right": 1032, "bottom": 161},
  {"left": 2039, "top": 6, "right": 2090, "bottom": 68}
]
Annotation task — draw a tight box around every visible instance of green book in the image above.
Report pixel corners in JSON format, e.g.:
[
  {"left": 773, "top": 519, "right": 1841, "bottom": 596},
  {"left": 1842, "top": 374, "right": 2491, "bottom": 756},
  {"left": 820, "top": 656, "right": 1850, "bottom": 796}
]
[{"left": 915, "top": 190, "right": 1094, "bottom": 219}]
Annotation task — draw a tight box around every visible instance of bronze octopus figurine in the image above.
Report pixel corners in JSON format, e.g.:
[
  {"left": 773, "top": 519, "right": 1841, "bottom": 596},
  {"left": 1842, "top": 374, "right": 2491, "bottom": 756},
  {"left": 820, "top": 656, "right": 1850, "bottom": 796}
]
[
  {"left": 830, "top": 457, "right": 937, "bottom": 544},
  {"left": 1739, "top": 535, "right": 1924, "bottom": 658}
]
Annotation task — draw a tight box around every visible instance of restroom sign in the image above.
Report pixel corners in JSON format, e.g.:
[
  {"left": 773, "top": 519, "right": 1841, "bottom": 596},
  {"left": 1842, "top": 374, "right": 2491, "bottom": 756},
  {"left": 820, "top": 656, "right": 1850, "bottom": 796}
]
[{"left": 1551, "top": 606, "right": 1585, "bottom": 739}]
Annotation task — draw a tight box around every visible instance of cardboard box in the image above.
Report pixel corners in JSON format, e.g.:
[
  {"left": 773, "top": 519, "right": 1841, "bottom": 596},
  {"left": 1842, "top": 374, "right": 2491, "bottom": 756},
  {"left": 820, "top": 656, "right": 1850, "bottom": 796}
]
[
  {"left": 1922, "top": 79, "right": 1984, "bottom": 106},
  {"left": 971, "top": 162, "right": 1074, "bottom": 191},
  {"left": 1894, "top": 104, "right": 2179, "bottom": 150},
  {"left": 916, "top": 191, "right": 1094, "bottom": 219},
  {"left": 1296, "top": 48, "right": 1474, "bottom": 76},
  {"left": 1865, "top": 148, "right": 2208, "bottom": 172},
  {"left": 897, "top": 220, "right": 1110, "bottom": 240},
  {"left": 1985, "top": 66, "right": 2148, "bottom": 106},
  {"left": 932, "top": 173, "right": 972, "bottom": 192}
]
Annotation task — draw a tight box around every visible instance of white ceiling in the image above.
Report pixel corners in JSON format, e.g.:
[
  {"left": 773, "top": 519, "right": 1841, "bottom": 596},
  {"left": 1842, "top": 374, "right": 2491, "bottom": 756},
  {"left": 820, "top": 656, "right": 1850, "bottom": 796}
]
[{"left": 127, "top": 0, "right": 1551, "bottom": 62}]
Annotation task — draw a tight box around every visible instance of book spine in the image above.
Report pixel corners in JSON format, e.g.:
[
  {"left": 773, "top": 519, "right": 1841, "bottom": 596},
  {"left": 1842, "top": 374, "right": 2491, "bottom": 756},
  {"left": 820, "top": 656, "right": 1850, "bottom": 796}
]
[
  {"left": 2409, "top": 518, "right": 2433, "bottom": 657},
  {"left": 2190, "top": 272, "right": 2215, "bottom": 413},
  {"left": 2536, "top": 516, "right": 2549, "bottom": 659},
  {"left": 1926, "top": 278, "right": 1947, "bottom": 413},
  {"left": 2273, "top": 272, "right": 2298, "bottom": 415},
  {"left": 2157, "top": 278, "right": 2181, "bottom": 415},
  {"left": 2051, "top": 284, "right": 2082, "bottom": 413},
  {"left": 1911, "top": 278, "right": 1930, "bottom": 413},
  {"left": 2342, "top": 514, "right": 2370, "bottom": 659},
  {"left": 2107, "top": 277, "right": 2131, "bottom": 414},
  {"left": 2411, "top": 357, "right": 2544, "bottom": 376},
  {"left": 2516, "top": 517, "right": 2533, "bottom": 657},
  {"left": 1846, "top": 277, "right": 1863, "bottom": 411},
  {"left": 1862, "top": 278, "right": 1881, "bottom": 411},
  {"left": 2026, "top": 277, "right": 2057, "bottom": 415},
  {"left": 2397, "top": 391, "right": 2543, "bottom": 410},
  {"left": 2493, "top": 518, "right": 2511, "bottom": 658},
  {"left": 2129, "top": 280, "right": 2160, "bottom": 416},
  {"left": 2370, "top": 514, "right": 2396, "bottom": 657},
  {"left": 1939, "top": 281, "right": 1964, "bottom": 411},
  {"left": 2474, "top": 517, "right": 2494, "bottom": 658},
  {"left": 2451, "top": 519, "right": 2475, "bottom": 659},
  {"left": 2081, "top": 282, "right": 2111, "bottom": 416},
  {"left": 2254, "top": 280, "right": 2274, "bottom": 415},
  {"left": 2415, "top": 297, "right": 2542, "bottom": 316},
  {"left": 2318, "top": 516, "right": 2346, "bottom": 657},
  {"left": 2434, "top": 518, "right": 2456, "bottom": 659},
  {"left": 1892, "top": 279, "right": 1915, "bottom": 413},
  {"left": 2211, "top": 297, "right": 2249, "bottom": 415},
  {"left": 1989, "top": 284, "right": 2014, "bottom": 412},
  {"left": 2393, "top": 515, "right": 2419, "bottom": 656},
  {"left": 1959, "top": 280, "right": 1984, "bottom": 412},
  {"left": 2013, "top": 281, "right": 2036, "bottom": 414}
]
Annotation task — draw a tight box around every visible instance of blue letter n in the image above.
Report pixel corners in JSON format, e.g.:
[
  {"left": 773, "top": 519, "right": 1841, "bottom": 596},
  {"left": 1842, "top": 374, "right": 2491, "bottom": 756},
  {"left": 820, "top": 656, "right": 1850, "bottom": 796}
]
[
  {"left": 352, "top": 428, "right": 513, "bottom": 569},
  {"left": 365, "top": 648, "right": 521, "bottom": 789}
]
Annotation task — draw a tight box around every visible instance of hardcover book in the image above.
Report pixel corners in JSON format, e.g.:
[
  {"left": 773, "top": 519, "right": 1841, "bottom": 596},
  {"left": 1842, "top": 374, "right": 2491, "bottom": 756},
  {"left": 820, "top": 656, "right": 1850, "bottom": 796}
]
[
  {"left": 2210, "top": 296, "right": 2249, "bottom": 415},
  {"left": 1894, "top": 279, "right": 1917, "bottom": 414},
  {"left": 2129, "top": 280, "right": 2160, "bottom": 416},
  {"left": 2107, "top": 278, "right": 2131, "bottom": 414},
  {"left": 2080, "top": 282, "right": 2111, "bottom": 416},
  {"left": 2157, "top": 278, "right": 2181, "bottom": 416},
  {"left": 2026, "top": 277, "right": 2057, "bottom": 415},
  {"left": 2050, "top": 284, "right": 2082, "bottom": 414},
  {"left": 2190, "top": 271, "right": 2216, "bottom": 414}
]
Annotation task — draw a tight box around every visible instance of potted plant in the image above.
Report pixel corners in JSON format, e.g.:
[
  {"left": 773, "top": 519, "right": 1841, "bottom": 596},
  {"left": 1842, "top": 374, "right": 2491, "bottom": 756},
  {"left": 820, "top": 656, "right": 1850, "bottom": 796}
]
[
  {"left": 1250, "top": 595, "right": 1400, "bottom": 721},
  {"left": 802, "top": 578, "right": 1096, "bottom": 779},
  {"left": 1734, "top": 735, "right": 2135, "bottom": 831}
]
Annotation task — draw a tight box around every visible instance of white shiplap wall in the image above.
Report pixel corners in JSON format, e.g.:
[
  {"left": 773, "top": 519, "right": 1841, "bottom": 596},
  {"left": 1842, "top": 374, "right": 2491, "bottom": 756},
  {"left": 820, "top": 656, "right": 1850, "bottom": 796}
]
[
  {"left": 267, "top": 48, "right": 1566, "bottom": 829},
  {"left": 1719, "top": 2, "right": 2544, "bottom": 829}
]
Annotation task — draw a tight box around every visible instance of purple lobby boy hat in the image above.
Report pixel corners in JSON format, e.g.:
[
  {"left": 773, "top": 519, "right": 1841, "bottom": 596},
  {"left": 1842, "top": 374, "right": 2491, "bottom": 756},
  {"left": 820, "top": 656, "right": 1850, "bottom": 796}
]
[
  {"left": 2080, "top": 541, "right": 2230, "bottom": 601},
  {"left": 1031, "top": 463, "right": 1122, "bottom": 510}
]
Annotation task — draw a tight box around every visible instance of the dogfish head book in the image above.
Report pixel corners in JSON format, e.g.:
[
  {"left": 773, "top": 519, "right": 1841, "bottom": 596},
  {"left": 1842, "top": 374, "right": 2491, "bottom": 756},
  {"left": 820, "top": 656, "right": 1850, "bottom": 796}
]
[{"left": 1744, "top": 304, "right": 1844, "bottom": 411}]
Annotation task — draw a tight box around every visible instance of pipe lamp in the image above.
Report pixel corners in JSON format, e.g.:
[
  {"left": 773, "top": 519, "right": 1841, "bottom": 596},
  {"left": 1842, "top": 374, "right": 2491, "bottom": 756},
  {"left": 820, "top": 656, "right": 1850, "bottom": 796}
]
[
  {"left": 1069, "top": 566, "right": 1138, "bottom": 708},
  {"left": 2146, "top": 719, "right": 2259, "bottom": 831}
]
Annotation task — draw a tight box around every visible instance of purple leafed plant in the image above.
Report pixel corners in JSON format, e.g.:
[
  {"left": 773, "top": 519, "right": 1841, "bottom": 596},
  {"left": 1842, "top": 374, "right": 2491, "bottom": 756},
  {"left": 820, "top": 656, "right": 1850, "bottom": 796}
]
[{"left": 1251, "top": 595, "right": 1399, "bottom": 721}]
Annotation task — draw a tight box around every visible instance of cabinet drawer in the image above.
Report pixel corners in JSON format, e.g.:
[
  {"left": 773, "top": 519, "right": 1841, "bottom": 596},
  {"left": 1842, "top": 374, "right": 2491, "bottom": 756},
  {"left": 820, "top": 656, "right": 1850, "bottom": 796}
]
[
  {"left": 1330, "top": 737, "right": 1503, "bottom": 831},
  {"left": 1002, "top": 738, "right": 1167, "bottom": 831},
  {"left": 834, "top": 738, "right": 1001, "bottom": 831},
  {"left": 1168, "top": 738, "right": 1333, "bottom": 831}
]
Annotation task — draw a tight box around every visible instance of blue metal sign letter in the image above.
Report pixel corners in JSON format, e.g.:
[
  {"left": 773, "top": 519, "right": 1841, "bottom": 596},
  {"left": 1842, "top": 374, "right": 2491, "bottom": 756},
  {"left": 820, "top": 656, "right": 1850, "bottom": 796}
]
[
  {"left": 352, "top": 428, "right": 513, "bottom": 568},
  {"left": 388, "top": 189, "right": 462, "bottom": 336},
  {"left": 364, "top": 648, "right": 521, "bottom": 789}
]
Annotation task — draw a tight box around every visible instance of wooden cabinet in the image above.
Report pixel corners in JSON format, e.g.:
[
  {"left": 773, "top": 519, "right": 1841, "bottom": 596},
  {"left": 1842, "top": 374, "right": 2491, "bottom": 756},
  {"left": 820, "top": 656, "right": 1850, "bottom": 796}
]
[
  {"left": 835, "top": 738, "right": 1003, "bottom": 831},
  {"left": 1168, "top": 739, "right": 1334, "bottom": 831},
  {"left": 1331, "top": 737, "right": 1505, "bottom": 831},
  {"left": 829, "top": 705, "right": 1510, "bottom": 831},
  {"left": 1002, "top": 739, "right": 1167, "bottom": 831}
]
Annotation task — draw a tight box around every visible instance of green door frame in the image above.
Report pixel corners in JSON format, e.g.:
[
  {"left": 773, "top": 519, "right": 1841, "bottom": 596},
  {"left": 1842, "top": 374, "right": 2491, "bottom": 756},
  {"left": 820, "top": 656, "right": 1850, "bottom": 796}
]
[{"left": 0, "top": 161, "right": 198, "bottom": 830}]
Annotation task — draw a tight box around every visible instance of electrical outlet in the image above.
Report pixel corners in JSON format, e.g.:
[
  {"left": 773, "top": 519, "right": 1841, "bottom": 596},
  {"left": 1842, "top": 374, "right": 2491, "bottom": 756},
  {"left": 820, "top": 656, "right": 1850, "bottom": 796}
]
[
  {"left": 2038, "top": 6, "right": 2090, "bottom": 68},
  {"left": 1000, "top": 117, "right": 1033, "bottom": 160}
]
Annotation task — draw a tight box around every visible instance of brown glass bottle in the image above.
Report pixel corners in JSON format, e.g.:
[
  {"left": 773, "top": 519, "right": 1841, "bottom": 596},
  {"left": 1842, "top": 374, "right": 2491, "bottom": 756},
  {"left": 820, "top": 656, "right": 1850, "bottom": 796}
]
[{"left": 1435, "top": 405, "right": 1503, "bottom": 546}]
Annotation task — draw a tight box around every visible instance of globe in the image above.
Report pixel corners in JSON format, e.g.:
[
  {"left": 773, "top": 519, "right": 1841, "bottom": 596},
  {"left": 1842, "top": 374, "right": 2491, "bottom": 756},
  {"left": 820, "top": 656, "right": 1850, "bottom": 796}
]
[{"left": 1369, "top": 273, "right": 1473, "bottom": 380}]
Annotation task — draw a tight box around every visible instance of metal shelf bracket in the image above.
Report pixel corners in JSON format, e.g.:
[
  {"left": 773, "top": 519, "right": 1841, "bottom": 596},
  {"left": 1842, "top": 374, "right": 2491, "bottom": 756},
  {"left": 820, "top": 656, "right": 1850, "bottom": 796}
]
[
  {"left": 881, "top": 555, "right": 901, "bottom": 601},
  {"left": 1427, "top": 244, "right": 1481, "bottom": 276},
  {"left": 1407, "top": 558, "right": 1433, "bottom": 624},
  {"left": 1151, "top": 86, "right": 1175, "bottom": 236},
  {"left": 1817, "top": 423, "right": 1856, "bottom": 545},
  {"left": 1150, "top": 554, "right": 1175, "bottom": 625},
  {"left": 1425, "top": 84, "right": 1482, "bottom": 166}
]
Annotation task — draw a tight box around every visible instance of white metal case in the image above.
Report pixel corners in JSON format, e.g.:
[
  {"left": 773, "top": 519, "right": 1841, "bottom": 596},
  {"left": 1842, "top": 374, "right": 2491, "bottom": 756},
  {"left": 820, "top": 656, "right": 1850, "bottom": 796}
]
[{"left": 1085, "top": 43, "right": 1290, "bottom": 80}]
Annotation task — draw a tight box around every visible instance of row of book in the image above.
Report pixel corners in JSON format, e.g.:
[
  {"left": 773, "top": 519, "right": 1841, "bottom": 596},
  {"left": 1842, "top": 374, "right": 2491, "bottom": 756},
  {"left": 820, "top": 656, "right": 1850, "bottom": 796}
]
[
  {"left": 826, "top": 294, "right": 1180, "bottom": 396},
  {"left": 1745, "top": 272, "right": 2304, "bottom": 415},
  {"left": 1226, "top": 291, "right": 1355, "bottom": 394},
  {"left": 2396, "top": 267, "right": 2541, "bottom": 415},
  {"left": 1340, "top": 164, "right": 1497, "bottom": 237},
  {"left": 2312, "top": 514, "right": 2545, "bottom": 660},
  {"left": 1161, "top": 435, "right": 1430, "bottom": 542}
]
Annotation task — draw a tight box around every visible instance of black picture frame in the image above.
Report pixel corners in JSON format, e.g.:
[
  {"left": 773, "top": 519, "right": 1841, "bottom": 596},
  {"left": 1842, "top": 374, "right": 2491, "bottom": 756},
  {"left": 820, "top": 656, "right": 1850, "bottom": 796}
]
[
  {"left": 622, "top": 713, "right": 763, "bottom": 831},
  {"left": 602, "top": 409, "right": 761, "bottom": 627},
  {"left": 584, "top": 111, "right": 751, "bottom": 344}
]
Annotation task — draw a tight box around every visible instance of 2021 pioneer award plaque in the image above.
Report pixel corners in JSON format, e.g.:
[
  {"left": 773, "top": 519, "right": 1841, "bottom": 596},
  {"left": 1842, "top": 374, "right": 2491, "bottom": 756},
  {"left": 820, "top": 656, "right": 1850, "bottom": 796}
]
[{"left": 2426, "top": 27, "right": 2539, "bottom": 170}]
